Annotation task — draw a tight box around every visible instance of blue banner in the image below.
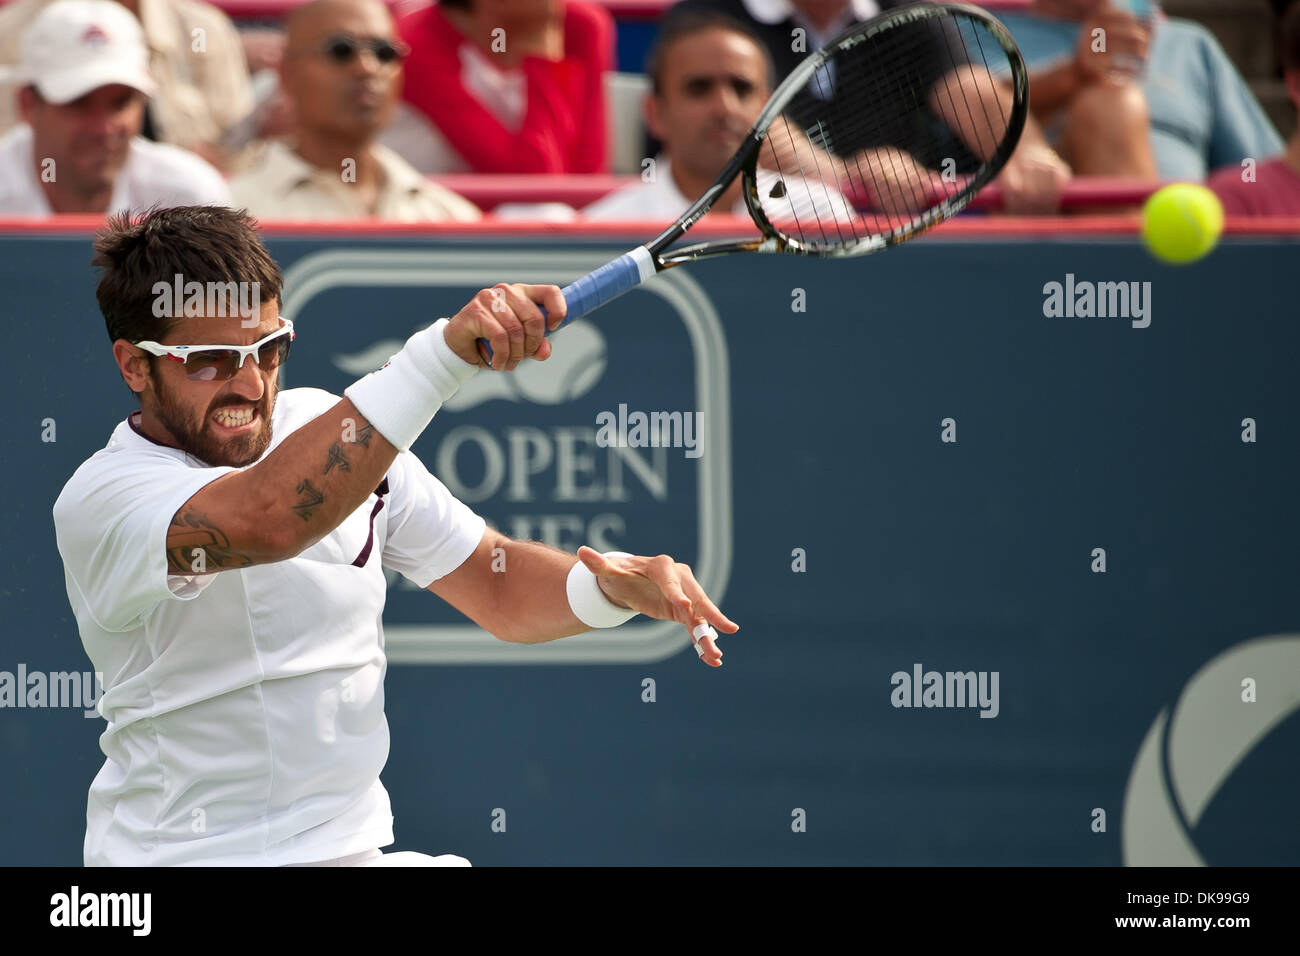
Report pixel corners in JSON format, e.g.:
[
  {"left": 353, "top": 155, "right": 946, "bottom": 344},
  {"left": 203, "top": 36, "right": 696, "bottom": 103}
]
[{"left": 2, "top": 227, "right": 1297, "bottom": 865}]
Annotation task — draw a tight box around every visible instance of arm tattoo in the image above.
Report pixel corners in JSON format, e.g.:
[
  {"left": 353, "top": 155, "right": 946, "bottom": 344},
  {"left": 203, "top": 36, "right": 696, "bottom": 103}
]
[
  {"left": 324, "top": 442, "right": 352, "bottom": 475},
  {"left": 166, "top": 509, "right": 253, "bottom": 573},
  {"left": 293, "top": 479, "right": 325, "bottom": 521},
  {"left": 353, "top": 424, "right": 375, "bottom": 449}
]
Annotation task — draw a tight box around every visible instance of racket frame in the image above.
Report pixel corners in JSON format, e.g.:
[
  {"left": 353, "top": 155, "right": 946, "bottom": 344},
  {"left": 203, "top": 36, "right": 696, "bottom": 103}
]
[
  {"left": 475, "top": 1, "right": 1029, "bottom": 362},
  {"left": 657, "top": 0, "right": 1030, "bottom": 267}
]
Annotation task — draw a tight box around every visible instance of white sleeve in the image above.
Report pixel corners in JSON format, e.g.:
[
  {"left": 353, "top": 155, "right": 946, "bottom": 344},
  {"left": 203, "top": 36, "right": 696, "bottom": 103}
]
[
  {"left": 380, "top": 449, "right": 487, "bottom": 589},
  {"left": 53, "top": 455, "right": 240, "bottom": 633}
]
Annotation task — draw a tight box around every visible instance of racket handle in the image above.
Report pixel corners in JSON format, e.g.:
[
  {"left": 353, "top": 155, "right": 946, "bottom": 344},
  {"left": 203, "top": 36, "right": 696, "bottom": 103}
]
[{"left": 476, "top": 248, "right": 655, "bottom": 366}]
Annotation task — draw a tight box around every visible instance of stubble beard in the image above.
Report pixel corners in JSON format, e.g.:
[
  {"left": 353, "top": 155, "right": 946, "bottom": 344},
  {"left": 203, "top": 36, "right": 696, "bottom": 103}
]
[{"left": 152, "top": 375, "right": 277, "bottom": 468}]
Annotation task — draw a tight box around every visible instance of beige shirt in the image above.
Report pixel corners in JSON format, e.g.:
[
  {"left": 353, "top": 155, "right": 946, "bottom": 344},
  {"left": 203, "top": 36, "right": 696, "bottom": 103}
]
[
  {"left": 231, "top": 139, "right": 482, "bottom": 222},
  {"left": 0, "top": 0, "right": 253, "bottom": 154}
]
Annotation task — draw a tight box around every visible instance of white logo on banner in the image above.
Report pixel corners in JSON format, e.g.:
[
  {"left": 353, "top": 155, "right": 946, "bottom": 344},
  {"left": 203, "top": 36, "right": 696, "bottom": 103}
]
[{"left": 1122, "top": 634, "right": 1300, "bottom": 865}]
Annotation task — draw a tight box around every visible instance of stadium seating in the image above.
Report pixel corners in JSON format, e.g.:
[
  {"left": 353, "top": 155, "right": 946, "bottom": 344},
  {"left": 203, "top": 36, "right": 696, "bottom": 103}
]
[{"left": 0, "top": 0, "right": 1289, "bottom": 215}]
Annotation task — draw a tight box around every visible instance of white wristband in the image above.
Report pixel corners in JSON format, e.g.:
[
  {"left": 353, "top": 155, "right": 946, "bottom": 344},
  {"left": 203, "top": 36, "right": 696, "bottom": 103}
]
[
  {"left": 567, "top": 550, "right": 639, "bottom": 629},
  {"left": 343, "top": 318, "right": 478, "bottom": 452}
]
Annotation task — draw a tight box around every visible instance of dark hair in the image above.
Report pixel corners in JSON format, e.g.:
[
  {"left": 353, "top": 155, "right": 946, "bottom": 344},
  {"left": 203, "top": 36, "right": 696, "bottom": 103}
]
[
  {"left": 92, "top": 205, "right": 283, "bottom": 342},
  {"left": 91, "top": 205, "right": 283, "bottom": 396},
  {"left": 1283, "top": 1, "right": 1300, "bottom": 74},
  {"left": 646, "top": 9, "right": 774, "bottom": 96}
]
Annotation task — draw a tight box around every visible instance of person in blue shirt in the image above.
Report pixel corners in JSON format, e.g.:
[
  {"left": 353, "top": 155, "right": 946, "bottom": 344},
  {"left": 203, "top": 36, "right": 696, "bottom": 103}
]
[{"left": 996, "top": 0, "right": 1283, "bottom": 181}]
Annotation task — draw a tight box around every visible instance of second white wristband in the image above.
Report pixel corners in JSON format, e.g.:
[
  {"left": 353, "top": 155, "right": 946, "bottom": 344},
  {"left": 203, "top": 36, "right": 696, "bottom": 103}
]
[{"left": 567, "top": 551, "right": 639, "bottom": 629}]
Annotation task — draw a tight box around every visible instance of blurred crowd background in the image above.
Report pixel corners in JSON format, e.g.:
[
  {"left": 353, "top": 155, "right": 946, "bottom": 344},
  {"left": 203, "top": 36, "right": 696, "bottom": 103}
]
[{"left": 0, "top": 0, "right": 1295, "bottom": 221}]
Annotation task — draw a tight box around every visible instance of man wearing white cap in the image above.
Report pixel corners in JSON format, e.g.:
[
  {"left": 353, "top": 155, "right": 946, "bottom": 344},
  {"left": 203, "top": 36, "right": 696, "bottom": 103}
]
[
  {"left": 0, "top": 0, "right": 256, "bottom": 168},
  {"left": 0, "top": 0, "right": 230, "bottom": 215}
]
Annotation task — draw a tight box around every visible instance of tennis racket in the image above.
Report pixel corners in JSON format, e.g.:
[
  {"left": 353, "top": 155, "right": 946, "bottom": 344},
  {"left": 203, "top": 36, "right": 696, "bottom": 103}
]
[{"left": 477, "top": 1, "right": 1028, "bottom": 364}]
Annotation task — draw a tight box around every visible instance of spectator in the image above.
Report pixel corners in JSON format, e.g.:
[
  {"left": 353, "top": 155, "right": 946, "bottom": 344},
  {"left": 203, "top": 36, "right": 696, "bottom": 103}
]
[
  {"left": 669, "top": 0, "right": 871, "bottom": 81},
  {"left": 1208, "top": 1, "right": 1300, "bottom": 216},
  {"left": 232, "top": 0, "right": 480, "bottom": 221},
  {"left": 0, "top": 0, "right": 255, "bottom": 171},
  {"left": 665, "top": 0, "right": 1071, "bottom": 213},
  {"left": 583, "top": 11, "right": 852, "bottom": 221},
  {"left": 0, "top": 0, "right": 230, "bottom": 216},
  {"left": 387, "top": 0, "right": 612, "bottom": 174},
  {"left": 996, "top": 0, "right": 1283, "bottom": 181}
]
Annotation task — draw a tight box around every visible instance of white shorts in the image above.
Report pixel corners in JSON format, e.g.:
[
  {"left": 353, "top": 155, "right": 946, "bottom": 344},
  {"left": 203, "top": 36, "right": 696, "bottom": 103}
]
[{"left": 287, "top": 848, "right": 472, "bottom": 867}]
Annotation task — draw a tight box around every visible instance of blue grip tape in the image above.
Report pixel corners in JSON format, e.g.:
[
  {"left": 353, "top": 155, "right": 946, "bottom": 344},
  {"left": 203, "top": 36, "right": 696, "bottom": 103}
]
[{"left": 477, "top": 249, "right": 651, "bottom": 365}]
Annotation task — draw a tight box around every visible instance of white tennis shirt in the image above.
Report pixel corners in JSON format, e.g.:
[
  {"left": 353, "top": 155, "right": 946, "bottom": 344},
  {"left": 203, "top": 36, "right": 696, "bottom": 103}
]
[{"left": 52, "top": 387, "right": 486, "bottom": 866}]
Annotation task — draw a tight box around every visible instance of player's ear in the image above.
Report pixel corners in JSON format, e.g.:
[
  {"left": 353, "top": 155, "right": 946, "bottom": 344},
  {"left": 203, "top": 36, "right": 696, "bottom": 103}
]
[{"left": 113, "top": 340, "right": 153, "bottom": 395}]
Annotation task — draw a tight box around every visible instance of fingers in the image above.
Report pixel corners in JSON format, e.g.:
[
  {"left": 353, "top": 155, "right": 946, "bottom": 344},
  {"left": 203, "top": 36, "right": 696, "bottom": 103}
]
[
  {"left": 522, "top": 283, "right": 567, "bottom": 332},
  {"left": 678, "top": 564, "right": 739, "bottom": 633},
  {"left": 641, "top": 556, "right": 738, "bottom": 668},
  {"left": 463, "top": 288, "right": 514, "bottom": 371},
  {"left": 494, "top": 284, "right": 564, "bottom": 368},
  {"left": 493, "top": 283, "right": 545, "bottom": 370},
  {"left": 644, "top": 554, "right": 694, "bottom": 617},
  {"left": 692, "top": 621, "right": 722, "bottom": 667},
  {"left": 588, "top": 550, "right": 738, "bottom": 669},
  {"left": 455, "top": 283, "right": 563, "bottom": 371}
]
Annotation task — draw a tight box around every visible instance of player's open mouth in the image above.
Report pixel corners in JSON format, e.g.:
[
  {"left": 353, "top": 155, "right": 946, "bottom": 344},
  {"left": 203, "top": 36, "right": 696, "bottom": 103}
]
[{"left": 211, "top": 407, "right": 259, "bottom": 433}]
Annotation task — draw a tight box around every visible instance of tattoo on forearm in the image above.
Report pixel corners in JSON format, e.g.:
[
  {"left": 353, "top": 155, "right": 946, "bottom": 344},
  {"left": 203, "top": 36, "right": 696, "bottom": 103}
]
[
  {"left": 166, "top": 509, "right": 253, "bottom": 572},
  {"left": 293, "top": 479, "right": 325, "bottom": 521},
  {"left": 353, "top": 424, "right": 375, "bottom": 448},
  {"left": 324, "top": 442, "right": 352, "bottom": 475}
]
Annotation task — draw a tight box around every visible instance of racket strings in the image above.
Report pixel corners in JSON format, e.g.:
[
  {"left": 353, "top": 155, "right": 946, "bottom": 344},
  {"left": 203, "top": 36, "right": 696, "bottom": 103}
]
[
  {"left": 777, "top": 62, "right": 852, "bottom": 249},
  {"left": 937, "top": 20, "right": 1010, "bottom": 165},
  {"left": 752, "top": 11, "right": 1018, "bottom": 251}
]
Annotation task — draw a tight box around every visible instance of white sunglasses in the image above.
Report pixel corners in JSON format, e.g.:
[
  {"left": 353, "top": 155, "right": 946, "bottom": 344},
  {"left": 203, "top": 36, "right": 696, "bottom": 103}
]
[{"left": 134, "top": 319, "right": 295, "bottom": 382}]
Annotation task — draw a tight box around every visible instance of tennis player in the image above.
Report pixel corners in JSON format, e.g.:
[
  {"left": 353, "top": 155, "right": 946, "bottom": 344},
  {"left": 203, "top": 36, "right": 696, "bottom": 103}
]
[{"left": 52, "top": 205, "right": 738, "bottom": 866}]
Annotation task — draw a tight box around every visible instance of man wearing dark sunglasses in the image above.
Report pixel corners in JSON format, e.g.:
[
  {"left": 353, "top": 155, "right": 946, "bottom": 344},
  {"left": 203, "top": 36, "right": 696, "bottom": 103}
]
[
  {"left": 52, "top": 205, "right": 738, "bottom": 866},
  {"left": 232, "top": 0, "right": 478, "bottom": 221}
]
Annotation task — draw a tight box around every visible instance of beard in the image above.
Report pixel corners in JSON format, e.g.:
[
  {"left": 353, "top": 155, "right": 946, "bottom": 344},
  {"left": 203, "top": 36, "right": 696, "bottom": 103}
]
[{"left": 152, "top": 374, "right": 277, "bottom": 468}]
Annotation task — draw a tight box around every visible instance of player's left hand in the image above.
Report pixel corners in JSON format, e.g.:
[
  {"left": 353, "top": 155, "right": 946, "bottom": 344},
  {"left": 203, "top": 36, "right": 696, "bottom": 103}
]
[{"left": 577, "top": 547, "right": 739, "bottom": 668}]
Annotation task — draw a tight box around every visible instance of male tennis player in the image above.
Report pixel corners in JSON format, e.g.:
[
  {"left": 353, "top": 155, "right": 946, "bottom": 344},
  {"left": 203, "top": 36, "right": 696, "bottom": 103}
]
[{"left": 52, "top": 205, "right": 738, "bottom": 866}]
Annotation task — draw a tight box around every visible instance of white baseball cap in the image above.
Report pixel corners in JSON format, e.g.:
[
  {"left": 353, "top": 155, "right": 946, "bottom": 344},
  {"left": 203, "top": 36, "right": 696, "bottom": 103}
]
[{"left": 2, "top": 0, "right": 156, "bottom": 103}]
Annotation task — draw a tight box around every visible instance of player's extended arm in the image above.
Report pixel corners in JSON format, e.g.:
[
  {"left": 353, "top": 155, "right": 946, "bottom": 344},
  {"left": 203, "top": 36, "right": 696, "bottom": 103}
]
[
  {"left": 426, "top": 527, "right": 737, "bottom": 666},
  {"left": 165, "top": 284, "right": 561, "bottom": 574},
  {"left": 165, "top": 398, "right": 399, "bottom": 573}
]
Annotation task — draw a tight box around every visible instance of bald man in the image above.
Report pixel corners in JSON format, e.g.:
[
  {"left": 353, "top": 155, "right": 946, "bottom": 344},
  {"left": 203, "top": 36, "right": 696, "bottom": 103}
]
[{"left": 232, "top": 0, "right": 479, "bottom": 221}]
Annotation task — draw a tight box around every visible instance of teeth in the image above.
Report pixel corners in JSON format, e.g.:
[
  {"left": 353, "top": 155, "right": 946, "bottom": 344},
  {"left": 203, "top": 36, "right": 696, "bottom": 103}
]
[{"left": 214, "top": 408, "right": 255, "bottom": 427}]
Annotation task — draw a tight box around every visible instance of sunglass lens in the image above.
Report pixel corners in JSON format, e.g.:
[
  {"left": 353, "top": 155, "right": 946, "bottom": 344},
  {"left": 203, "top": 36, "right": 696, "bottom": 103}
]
[
  {"left": 326, "top": 39, "right": 356, "bottom": 62},
  {"left": 374, "top": 41, "right": 402, "bottom": 63},
  {"left": 258, "top": 336, "right": 291, "bottom": 373},
  {"left": 185, "top": 350, "right": 240, "bottom": 382}
]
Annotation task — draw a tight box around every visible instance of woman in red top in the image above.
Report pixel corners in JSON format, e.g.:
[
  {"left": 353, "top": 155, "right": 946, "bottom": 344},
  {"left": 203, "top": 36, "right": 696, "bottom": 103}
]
[{"left": 396, "top": 0, "right": 612, "bottom": 173}]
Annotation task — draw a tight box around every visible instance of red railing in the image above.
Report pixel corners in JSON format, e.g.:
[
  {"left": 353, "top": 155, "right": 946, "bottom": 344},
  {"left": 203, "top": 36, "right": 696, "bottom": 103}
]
[{"left": 428, "top": 174, "right": 1208, "bottom": 214}]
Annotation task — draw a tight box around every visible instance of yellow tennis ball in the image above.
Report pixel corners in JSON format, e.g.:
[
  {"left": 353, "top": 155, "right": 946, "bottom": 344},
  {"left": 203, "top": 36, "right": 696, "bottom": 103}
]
[{"left": 1140, "top": 184, "right": 1224, "bottom": 265}]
